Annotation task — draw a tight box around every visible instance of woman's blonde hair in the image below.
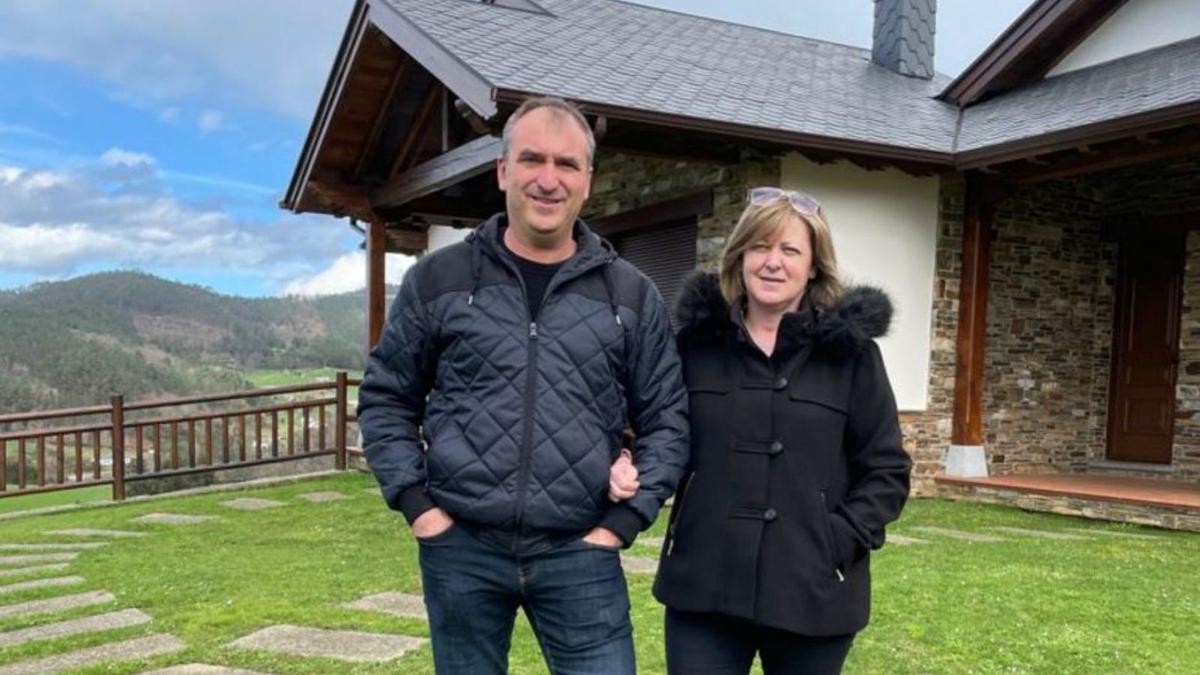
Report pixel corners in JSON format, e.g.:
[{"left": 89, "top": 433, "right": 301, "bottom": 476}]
[{"left": 718, "top": 195, "right": 844, "bottom": 310}]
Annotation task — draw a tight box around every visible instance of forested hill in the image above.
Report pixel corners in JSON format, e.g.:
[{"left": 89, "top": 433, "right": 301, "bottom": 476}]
[{"left": 0, "top": 271, "right": 367, "bottom": 412}]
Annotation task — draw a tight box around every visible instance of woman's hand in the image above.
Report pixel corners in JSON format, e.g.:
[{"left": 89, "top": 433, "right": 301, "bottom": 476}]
[{"left": 608, "top": 448, "right": 639, "bottom": 502}]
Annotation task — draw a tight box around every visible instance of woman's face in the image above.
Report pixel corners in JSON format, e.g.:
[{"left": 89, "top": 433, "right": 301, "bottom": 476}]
[{"left": 741, "top": 215, "right": 815, "bottom": 315}]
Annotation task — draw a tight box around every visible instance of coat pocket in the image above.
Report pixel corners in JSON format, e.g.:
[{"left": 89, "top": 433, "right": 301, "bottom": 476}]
[
  {"left": 664, "top": 471, "right": 696, "bottom": 556},
  {"left": 817, "top": 490, "right": 846, "bottom": 583}
]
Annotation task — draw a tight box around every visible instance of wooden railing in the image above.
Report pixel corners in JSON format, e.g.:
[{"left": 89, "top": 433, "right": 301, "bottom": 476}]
[{"left": 0, "top": 373, "right": 360, "bottom": 502}]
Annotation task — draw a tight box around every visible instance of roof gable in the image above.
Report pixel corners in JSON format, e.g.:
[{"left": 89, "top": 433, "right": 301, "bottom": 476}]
[{"left": 1048, "top": 0, "right": 1200, "bottom": 76}]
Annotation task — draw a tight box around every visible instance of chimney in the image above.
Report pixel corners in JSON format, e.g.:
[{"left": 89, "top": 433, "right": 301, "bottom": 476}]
[{"left": 872, "top": 0, "right": 936, "bottom": 79}]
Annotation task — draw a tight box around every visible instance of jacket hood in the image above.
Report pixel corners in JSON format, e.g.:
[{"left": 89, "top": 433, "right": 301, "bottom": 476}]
[{"left": 676, "top": 272, "right": 893, "bottom": 355}]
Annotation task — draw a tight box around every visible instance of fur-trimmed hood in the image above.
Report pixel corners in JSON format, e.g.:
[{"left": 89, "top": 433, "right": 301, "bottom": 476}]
[{"left": 675, "top": 271, "right": 893, "bottom": 355}]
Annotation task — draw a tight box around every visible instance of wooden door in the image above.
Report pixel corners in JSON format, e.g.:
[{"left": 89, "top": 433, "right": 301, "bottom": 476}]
[{"left": 1106, "top": 232, "right": 1185, "bottom": 463}]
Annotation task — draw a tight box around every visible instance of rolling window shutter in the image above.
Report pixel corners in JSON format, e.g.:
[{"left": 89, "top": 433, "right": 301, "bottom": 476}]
[{"left": 613, "top": 218, "right": 697, "bottom": 314}]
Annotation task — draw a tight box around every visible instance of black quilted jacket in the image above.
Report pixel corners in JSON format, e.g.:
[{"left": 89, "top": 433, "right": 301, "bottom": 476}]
[{"left": 358, "top": 214, "right": 689, "bottom": 551}]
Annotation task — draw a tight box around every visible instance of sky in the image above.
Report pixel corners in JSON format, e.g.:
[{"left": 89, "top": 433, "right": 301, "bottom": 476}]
[{"left": 0, "top": 0, "right": 1034, "bottom": 297}]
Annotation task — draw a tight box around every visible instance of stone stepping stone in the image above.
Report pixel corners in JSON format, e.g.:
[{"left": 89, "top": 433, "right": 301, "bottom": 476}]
[
  {"left": 1065, "top": 527, "right": 1159, "bottom": 541},
  {"left": 620, "top": 554, "right": 658, "bottom": 574},
  {"left": 220, "top": 498, "right": 286, "bottom": 511},
  {"left": 991, "top": 526, "right": 1092, "bottom": 541},
  {"left": 343, "top": 592, "right": 427, "bottom": 620},
  {"left": 0, "top": 608, "right": 151, "bottom": 648},
  {"left": 143, "top": 665, "right": 268, "bottom": 674},
  {"left": 0, "top": 552, "right": 78, "bottom": 566},
  {"left": 228, "top": 624, "right": 426, "bottom": 663},
  {"left": 0, "top": 590, "right": 115, "bottom": 620},
  {"left": 910, "top": 526, "right": 1006, "bottom": 543},
  {"left": 133, "top": 513, "right": 218, "bottom": 525},
  {"left": 298, "top": 491, "right": 347, "bottom": 503},
  {"left": 0, "top": 543, "right": 107, "bottom": 551},
  {"left": 0, "top": 632, "right": 185, "bottom": 675},
  {"left": 0, "top": 575, "right": 84, "bottom": 595},
  {"left": 887, "top": 534, "right": 929, "bottom": 545},
  {"left": 638, "top": 536, "right": 664, "bottom": 549},
  {"left": 45, "top": 528, "right": 148, "bottom": 538},
  {"left": 0, "top": 563, "right": 70, "bottom": 579}
]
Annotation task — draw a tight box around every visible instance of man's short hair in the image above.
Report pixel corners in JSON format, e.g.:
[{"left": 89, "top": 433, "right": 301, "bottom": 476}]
[{"left": 500, "top": 97, "right": 596, "bottom": 168}]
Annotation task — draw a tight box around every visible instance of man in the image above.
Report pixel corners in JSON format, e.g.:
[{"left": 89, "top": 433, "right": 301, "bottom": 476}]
[{"left": 358, "top": 97, "right": 688, "bottom": 674}]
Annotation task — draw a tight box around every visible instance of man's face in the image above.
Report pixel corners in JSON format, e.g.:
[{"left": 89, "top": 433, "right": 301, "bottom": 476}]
[{"left": 497, "top": 108, "right": 592, "bottom": 245}]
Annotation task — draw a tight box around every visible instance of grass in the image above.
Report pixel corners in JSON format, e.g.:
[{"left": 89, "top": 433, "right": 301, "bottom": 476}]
[
  {"left": 0, "top": 473, "right": 1197, "bottom": 674},
  {"left": 0, "top": 484, "right": 111, "bottom": 515}
]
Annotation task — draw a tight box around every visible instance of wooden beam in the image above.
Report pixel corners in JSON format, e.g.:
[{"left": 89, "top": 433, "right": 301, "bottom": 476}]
[
  {"left": 388, "top": 85, "right": 442, "bottom": 178},
  {"left": 351, "top": 54, "right": 409, "bottom": 183},
  {"left": 372, "top": 134, "right": 502, "bottom": 209},
  {"left": 366, "top": 220, "right": 387, "bottom": 353},
  {"left": 385, "top": 227, "right": 429, "bottom": 255},
  {"left": 951, "top": 174, "right": 999, "bottom": 447},
  {"left": 1000, "top": 125, "right": 1200, "bottom": 183},
  {"left": 589, "top": 190, "right": 714, "bottom": 237},
  {"left": 307, "top": 179, "right": 377, "bottom": 222}
]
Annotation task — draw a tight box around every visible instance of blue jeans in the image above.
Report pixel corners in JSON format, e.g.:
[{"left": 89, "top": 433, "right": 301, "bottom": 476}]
[{"left": 417, "top": 524, "right": 636, "bottom": 674}]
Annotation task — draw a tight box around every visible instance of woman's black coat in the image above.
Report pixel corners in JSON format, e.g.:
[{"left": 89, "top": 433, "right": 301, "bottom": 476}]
[{"left": 653, "top": 273, "right": 912, "bottom": 636}]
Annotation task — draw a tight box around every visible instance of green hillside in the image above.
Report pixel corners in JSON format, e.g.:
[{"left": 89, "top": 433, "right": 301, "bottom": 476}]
[{"left": 0, "top": 272, "right": 368, "bottom": 412}]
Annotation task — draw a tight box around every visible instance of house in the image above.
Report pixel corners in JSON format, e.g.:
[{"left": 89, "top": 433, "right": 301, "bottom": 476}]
[{"left": 282, "top": 0, "right": 1200, "bottom": 530}]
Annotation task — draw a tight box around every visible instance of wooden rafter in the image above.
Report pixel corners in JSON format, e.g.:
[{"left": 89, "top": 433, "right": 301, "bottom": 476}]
[
  {"left": 372, "top": 134, "right": 502, "bottom": 209},
  {"left": 351, "top": 54, "right": 410, "bottom": 183},
  {"left": 388, "top": 85, "right": 442, "bottom": 179},
  {"left": 995, "top": 125, "right": 1200, "bottom": 183}
]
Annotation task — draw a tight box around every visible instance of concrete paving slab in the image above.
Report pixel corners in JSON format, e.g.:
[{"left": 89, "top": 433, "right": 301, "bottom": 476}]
[
  {"left": 886, "top": 534, "right": 929, "bottom": 545},
  {"left": 298, "top": 491, "right": 347, "bottom": 503},
  {"left": 0, "top": 590, "right": 115, "bottom": 620},
  {"left": 343, "top": 592, "right": 427, "bottom": 620},
  {"left": 44, "top": 528, "right": 148, "bottom": 538},
  {"left": 219, "top": 498, "right": 285, "bottom": 511},
  {"left": 0, "top": 633, "right": 186, "bottom": 675},
  {"left": 0, "top": 552, "right": 78, "bottom": 565},
  {"left": 0, "top": 608, "right": 151, "bottom": 648},
  {"left": 132, "top": 513, "right": 218, "bottom": 525},
  {"left": 637, "top": 536, "right": 664, "bottom": 549},
  {"left": 228, "top": 624, "right": 426, "bottom": 663},
  {"left": 991, "top": 527, "right": 1092, "bottom": 541},
  {"left": 620, "top": 554, "right": 658, "bottom": 574},
  {"left": 0, "top": 543, "right": 107, "bottom": 551},
  {"left": 1065, "top": 527, "right": 1159, "bottom": 540},
  {"left": 910, "top": 526, "right": 1006, "bottom": 543},
  {"left": 0, "top": 563, "right": 71, "bottom": 579},
  {"left": 142, "top": 665, "right": 269, "bottom": 675},
  {"left": 0, "top": 575, "right": 84, "bottom": 595}
]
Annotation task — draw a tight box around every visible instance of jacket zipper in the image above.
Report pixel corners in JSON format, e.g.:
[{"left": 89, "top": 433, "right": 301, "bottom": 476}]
[
  {"left": 512, "top": 319, "right": 539, "bottom": 546},
  {"left": 818, "top": 490, "right": 845, "bottom": 583},
  {"left": 665, "top": 471, "right": 695, "bottom": 556}
]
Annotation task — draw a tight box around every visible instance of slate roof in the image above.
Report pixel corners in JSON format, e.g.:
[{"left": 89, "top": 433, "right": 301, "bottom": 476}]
[
  {"left": 956, "top": 36, "right": 1200, "bottom": 153},
  {"left": 378, "top": 0, "right": 961, "bottom": 154}
]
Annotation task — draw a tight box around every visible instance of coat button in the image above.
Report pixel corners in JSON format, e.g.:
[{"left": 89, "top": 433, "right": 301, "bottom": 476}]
[
  {"left": 763, "top": 508, "right": 778, "bottom": 521},
  {"left": 774, "top": 377, "right": 788, "bottom": 390},
  {"left": 769, "top": 441, "right": 783, "bottom": 454}
]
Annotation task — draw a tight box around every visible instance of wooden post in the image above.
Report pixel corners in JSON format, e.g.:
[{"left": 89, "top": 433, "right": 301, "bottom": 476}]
[
  {"left": 335, "top": 371, "right": 349, "bottom": 471},
  {"left": 948, "top": 174, "right": 999, "bottom": 476},
  {"left": 366, "top": 219, "right": 387, "bottom": 353},
  {"left": 111, "top": 395, "right": 126, "bottom": 501}
]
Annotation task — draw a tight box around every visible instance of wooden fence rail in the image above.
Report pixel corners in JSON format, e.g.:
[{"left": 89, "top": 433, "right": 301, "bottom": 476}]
[{"left": 0, "top": 373, "right": 360, "bottom": 502}]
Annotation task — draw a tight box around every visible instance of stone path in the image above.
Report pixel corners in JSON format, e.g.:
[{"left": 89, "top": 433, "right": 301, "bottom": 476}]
[
  {"left": 1065, "top": 527, "right": 1159, "bottom": 540},
  {"left": 132, "top": 513, "right": 218, "bottom": 525},
  {"left": 143, "top": 665, "right": 268, "bottom": 675},
  {"left": 44, "top": 528, "right": 148, "bottom": 538},
  {"left": 991, "top": 526, "right": 1093, "bottom": 541},
  {"left": 343, "top": 592, "right": 427, "bottom": 621},
  {"left": 0, "top": 563, "right": 70, "bottom": 579},
  {"left": 0, "top": 575, "right": 84, "bottom": 595},
  {"left": 298, "top": 491, "right": 347, "bottom": 503},
  {"left": 228, "top": 624, "right": 425, "bottom": 663},
  {"left": 887, "top": 534, "right": 929, "bottom": 545},
  {"left": 0, "top": 552, "right": 78, "bottom": 565},
  {"left": 909, "top": 526, "right": 1006, "bottom": 543},
  {"left": 0, "top": 590, "right": 115, "bottom": 620},
  {"left": 0, "top": 608, "right": 151, "bottom": 648},
  {"left": 0, "top": 543, "right": 107, "bottom": 551},
  {"left": 219, "top": 498, "right": 285, "bottom": 511},
  {"left": 620, "top": 554, "right": 658, "bottom": 575},
  {"left": 0, "top": 633, "right": 185, "bottom": 675}
]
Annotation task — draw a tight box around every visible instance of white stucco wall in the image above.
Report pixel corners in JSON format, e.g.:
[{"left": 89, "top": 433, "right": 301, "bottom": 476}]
[
  {"left": 1048, "top": 0, "right": 1200, "bottom": 76},
  {"left": 427, "top": 224, "right": 471, "bottom": 251},
  {"left": 781, "top": 154, "right": 938, "bottom": 412}
]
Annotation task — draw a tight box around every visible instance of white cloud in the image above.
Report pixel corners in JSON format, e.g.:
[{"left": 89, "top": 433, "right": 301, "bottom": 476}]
[
  {"left": 0, "top": 122, "right": 60, "bottom": 144},
  {"left": 196, "top": 109, "right": 225, "bottom": 135},
  {"left": 99, "top": 147, "right": 155, "bottom": 168},
  {"left": 158, "top": 107, "right": 181, "bottom": 123},
  {"left": 283, "top": 251, "right": 414, "bottom": 297}
]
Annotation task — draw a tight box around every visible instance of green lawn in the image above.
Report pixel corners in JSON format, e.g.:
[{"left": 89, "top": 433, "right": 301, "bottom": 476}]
[
  {"left": 246, "top": 368, "right": 360, "bottom": 405},
  {"left": 0, "top": 484, "right": 112, "bottom": 515},
  {"left": 0, "top": 473, "right": 1197, "bottom": 674}
]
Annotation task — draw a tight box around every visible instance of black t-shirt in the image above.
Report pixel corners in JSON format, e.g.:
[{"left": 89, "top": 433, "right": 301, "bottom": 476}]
[{"left": 499, "top": 226, "right": 564, "bottom": 320}]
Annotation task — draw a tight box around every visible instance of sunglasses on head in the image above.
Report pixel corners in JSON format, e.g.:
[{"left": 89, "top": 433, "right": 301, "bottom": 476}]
[{"left": 748, "top": 187, "right": 821, "bottom": 217}]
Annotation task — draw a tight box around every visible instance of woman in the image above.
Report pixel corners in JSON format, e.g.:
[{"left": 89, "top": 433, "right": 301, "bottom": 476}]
[{"left": 651, "top": 187, "right": 912, "bottom": 674}]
